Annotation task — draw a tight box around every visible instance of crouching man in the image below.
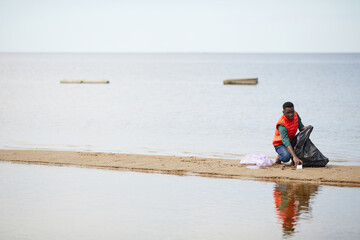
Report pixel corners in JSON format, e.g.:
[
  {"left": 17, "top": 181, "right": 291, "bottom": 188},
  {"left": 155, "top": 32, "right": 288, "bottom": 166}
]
[{"left": 273, "top": 102, "right": 307, "bottom": 167}]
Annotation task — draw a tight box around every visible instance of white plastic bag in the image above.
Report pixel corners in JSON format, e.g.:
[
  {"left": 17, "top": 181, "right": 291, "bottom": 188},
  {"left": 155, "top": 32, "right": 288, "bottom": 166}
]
[{"left": 240, "top": 154, "right": 274, "bottom": 167}]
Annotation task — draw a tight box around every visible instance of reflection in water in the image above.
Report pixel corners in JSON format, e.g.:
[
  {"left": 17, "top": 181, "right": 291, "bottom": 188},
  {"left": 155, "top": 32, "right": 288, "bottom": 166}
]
[
  {"left": 2, "top": 162, "right": 360, "bottom": 239},
  {"left": 274, "top": 183, "right": 320, "bottom": 237}
]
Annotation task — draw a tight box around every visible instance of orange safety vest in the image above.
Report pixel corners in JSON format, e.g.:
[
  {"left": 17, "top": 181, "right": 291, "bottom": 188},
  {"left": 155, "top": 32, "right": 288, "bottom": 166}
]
[{"left": 272, "top": 112, "right": 299, "bottom": 146}]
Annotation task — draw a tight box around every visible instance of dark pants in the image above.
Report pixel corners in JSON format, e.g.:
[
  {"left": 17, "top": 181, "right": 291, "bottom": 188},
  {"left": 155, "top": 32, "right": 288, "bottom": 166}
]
[{"left": 274, "top": 144, "right": 293, "bottom": 163}]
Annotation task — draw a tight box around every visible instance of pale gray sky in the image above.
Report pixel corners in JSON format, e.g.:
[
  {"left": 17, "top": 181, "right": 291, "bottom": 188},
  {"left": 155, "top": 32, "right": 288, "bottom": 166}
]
[{"left": 0, "top": 0, "right": 359, "bottom": 52}]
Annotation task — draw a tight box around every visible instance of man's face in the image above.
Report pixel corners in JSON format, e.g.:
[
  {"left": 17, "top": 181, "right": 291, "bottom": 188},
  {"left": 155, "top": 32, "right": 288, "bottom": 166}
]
[{"left": 283, "top": 107, "right": 295, "bottom": 121}]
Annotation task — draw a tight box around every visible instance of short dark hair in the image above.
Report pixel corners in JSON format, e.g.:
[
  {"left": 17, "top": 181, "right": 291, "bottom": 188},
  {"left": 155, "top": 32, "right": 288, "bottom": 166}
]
[{"left": 283, "top": 102, "right": 294, "bottom": 109}]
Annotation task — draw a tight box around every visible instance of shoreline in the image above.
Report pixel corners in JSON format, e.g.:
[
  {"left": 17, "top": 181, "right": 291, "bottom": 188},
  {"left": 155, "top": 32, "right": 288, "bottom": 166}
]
[{"left": 1, "top": 149, "right": 359, "bottom": 187}]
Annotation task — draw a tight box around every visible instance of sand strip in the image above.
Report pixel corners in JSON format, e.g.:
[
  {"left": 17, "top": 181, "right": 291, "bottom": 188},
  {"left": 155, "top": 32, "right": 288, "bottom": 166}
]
[{"left": 1, "top": 150, "right": 359, "bottom": 187}]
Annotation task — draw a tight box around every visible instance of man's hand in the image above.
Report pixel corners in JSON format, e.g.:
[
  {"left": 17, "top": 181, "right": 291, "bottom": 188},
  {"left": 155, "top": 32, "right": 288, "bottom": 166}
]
[
  {"left": 301, "top": 125, "right": 309, "bottom": 131},
  {"left": 300, "top": 125, "right": 309, "bottom": 131},
  {"left": 293, "top": 156, "right": 303, "bottom": 168},
  {"left": 286, "top": 145, "right": 303, "bottom": 168}
]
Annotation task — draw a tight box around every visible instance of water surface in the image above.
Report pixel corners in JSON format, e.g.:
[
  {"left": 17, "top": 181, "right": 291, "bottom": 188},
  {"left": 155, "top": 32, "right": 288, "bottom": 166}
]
[
  {"left": 0, "top": 53, "right": 359, "bottom": 163},
  {"left": 0, "top": 162, "right": 359, "bottom": 239}
]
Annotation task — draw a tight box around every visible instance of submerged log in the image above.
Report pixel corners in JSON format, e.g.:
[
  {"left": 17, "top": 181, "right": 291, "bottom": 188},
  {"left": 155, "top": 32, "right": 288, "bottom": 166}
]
[
  {"left": 223, "top": 78, "right": 258, "bottom": 85},
  {"left": 60, "top": 80, "right": 110, "bottom": 84}
]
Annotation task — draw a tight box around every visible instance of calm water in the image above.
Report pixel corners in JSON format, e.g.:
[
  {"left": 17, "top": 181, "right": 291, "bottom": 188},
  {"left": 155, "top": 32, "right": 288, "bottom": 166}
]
[
  {"left": 0, "top": 162, "right": 359, "bottom": 240},
  {"left": 0, "top": 53, "right": 359, "bottom": 163}
]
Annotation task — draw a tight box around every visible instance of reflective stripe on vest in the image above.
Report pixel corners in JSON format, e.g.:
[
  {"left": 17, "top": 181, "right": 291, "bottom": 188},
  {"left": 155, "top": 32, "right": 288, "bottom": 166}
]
[{"left": 272, "top": 112, "right": 299, "bottom": 146}]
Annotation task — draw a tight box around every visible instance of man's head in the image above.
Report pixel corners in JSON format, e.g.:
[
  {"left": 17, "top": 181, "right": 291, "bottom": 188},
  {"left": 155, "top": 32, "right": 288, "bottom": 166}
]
[{"left": 282, "top": 102, "right": 295, "bottom": 120}]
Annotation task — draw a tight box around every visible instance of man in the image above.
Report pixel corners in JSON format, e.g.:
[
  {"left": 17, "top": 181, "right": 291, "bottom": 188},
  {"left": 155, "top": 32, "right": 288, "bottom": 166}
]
[{"left": 273, "top": 102, "right": 307, "bottom": 167}]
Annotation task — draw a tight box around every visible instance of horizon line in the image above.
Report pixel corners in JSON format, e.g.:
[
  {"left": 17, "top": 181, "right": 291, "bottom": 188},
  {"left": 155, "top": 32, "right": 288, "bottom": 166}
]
[{"left": 1, "top": 51, "right": 360, "bottom": 54}]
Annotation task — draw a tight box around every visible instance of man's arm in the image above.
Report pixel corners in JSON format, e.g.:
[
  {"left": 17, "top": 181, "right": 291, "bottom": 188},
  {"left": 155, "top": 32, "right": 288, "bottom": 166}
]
[
  {"left": 286, "top": 145, "right": 303, "bottom": 167},
  {"left": 297, "top": 113, "right": 308, "bottom": 131},
  {"left": 278, "top": 125, "right": 291, "bottom": 147},
  {"left": 278, "top": 125, "right": 303, "bottom": 167}
]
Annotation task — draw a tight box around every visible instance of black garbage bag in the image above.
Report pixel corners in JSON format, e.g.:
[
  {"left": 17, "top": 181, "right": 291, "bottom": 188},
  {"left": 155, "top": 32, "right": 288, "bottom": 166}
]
[{"left": 291, "top": 125, "right": 329, "bottom": 167}]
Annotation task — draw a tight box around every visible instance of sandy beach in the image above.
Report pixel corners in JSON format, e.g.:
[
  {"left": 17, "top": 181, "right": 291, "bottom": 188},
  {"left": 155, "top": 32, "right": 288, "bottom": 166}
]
[{"left": 1, "top": 149, "right": 359, "bottom": 187}]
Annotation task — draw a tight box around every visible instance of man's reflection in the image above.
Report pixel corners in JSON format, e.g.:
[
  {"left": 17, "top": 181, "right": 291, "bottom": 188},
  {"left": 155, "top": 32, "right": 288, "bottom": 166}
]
[{"left": 274, "top": 183, "right": 320, "bottom": 237}]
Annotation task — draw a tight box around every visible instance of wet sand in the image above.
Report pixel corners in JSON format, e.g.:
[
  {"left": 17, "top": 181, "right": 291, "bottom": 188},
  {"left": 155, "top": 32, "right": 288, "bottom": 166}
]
[{"left": 1, "top": 150, "right": 359, "bottom": 187}]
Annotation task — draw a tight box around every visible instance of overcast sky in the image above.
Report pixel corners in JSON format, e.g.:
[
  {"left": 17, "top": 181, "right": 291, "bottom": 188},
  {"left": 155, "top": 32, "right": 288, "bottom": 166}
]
[{"left": 0, "top": 0, "right": 359, "bottom": 52}]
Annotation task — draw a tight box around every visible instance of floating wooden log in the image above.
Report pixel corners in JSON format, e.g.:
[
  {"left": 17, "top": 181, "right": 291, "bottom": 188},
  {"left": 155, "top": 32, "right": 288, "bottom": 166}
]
[
  {"left": 60, "top": 80, "right": 110, "bottom": 84},
  {"left": 223, "top": 78, "right": 258, "bottom": 85}
]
